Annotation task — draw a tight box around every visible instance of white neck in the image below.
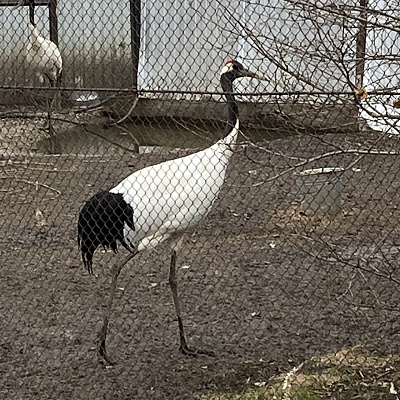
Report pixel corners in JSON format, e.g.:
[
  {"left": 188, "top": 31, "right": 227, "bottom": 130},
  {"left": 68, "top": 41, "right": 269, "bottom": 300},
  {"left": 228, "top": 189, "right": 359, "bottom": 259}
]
[{"left": 28, "top": 23, "right": 39, "bottom": 38}]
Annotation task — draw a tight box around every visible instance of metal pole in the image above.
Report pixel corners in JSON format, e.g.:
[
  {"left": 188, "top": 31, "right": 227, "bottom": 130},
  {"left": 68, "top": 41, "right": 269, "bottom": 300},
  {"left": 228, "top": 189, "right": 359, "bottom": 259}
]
[
  {"left": 130, "top": 0, "right": 141, "bottom": 88},
  {"left": 49, "top": 0, "right": 58, "bottom": 45},
  {"left": 355, "top": 0, "right": 368, "bottom": 88},
  {"left": 27, "top": 0, "right": 35, "bottom": 24}
]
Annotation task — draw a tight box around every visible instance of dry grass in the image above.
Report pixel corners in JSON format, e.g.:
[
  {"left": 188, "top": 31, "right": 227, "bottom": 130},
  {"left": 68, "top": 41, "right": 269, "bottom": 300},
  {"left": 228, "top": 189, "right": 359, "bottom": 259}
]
[{"left": 201, "top": 345, "right": 400, "bottom": 399}]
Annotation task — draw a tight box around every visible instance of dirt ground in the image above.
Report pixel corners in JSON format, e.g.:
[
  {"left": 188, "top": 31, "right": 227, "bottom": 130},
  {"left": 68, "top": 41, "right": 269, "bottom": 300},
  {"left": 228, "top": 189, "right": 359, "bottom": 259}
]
[{"left": 1, "top": 114, "right": 400, "bottom": 399}]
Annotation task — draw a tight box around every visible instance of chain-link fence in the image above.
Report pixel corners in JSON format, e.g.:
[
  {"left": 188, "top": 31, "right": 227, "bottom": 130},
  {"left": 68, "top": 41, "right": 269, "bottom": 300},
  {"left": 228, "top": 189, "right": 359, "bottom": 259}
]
[{"left": 1, "top": 0, "right": 400, "bottom": 399}]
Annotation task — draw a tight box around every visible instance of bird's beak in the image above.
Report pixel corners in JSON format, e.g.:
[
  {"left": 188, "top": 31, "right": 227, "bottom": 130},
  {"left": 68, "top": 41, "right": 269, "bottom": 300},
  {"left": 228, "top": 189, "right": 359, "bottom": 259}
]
[
  {"left": 242, "top": 68, "right": 267, "bottom": 81},
  {"left": 13, "top": 1, "right": 24, "bottom": 10}
]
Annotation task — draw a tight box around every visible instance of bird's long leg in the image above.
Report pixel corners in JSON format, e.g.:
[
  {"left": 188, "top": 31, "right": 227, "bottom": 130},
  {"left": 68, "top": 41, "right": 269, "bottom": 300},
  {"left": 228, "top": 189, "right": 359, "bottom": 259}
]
[
  {"left": 168, "top": 248, "right": 215, "bottom": 357},
  {"left": 97, "top": 253, "right": 135, "bottom": 365},
  {"left": 48, "top": 77, "right": 57, "bottom": 111},
  {"left": 46, "top": 105, "right": 59, "bottom": 153}
]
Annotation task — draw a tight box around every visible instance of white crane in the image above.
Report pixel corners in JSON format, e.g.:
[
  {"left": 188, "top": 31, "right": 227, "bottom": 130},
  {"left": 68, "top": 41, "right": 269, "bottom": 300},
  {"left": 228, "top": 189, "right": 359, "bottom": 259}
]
[
  {"left": 78, "top": 60, "right": 265, "bottom": 365},
  {"left": 15, "top": 0, "right": 62, "bottom": 87},
  {"left": 26, "top": 22, "right": 62, "bottom": 88}
]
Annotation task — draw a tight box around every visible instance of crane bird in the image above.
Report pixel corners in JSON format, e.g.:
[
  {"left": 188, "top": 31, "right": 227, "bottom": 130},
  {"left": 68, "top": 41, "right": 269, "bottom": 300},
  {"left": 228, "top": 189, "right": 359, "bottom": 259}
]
[
  {"left": 78, "top": 60, "right": 265, "bottom": 365},
  {"left": 27, "top": 21, "right": 62, "bottom": 88},
  {"left": 15, "top": 0, "right": 62, "bottom": 88}
]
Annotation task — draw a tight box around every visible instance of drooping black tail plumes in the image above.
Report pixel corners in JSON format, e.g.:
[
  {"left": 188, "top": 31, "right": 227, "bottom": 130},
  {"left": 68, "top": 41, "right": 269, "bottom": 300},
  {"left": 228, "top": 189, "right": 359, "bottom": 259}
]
[{"left": 78, "top": 191, "right": 136, "bottom": 274}]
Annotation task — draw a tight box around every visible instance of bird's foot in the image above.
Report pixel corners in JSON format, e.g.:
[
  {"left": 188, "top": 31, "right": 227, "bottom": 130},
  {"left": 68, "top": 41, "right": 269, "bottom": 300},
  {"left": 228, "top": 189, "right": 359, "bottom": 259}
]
[
  {"left": 97, "top": 339, "right": 115, "bottom": 366},
  {"left": 180, "top": 344, "right": 215, "bottom": 357}
]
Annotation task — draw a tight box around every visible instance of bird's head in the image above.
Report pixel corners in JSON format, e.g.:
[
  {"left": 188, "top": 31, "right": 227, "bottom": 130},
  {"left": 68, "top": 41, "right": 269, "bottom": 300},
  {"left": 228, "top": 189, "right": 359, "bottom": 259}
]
[
  {"left": 14, "top": 0, "right": 35, "bottom": 8},
  {"left": 14, "top": 1, "right": 36, "bottom": 26},
  {"left": 13, "top": 0, "right": 24, "bottom": 9},
  {"left": 220, "top": 60, "right": 266, "bottom": 82}
]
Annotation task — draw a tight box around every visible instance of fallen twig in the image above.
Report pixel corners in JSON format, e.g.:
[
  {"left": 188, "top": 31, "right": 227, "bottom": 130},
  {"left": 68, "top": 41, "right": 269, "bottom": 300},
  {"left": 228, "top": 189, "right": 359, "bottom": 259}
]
[
  {"left": 0, "top": 177, "right": 61, "bottom": 200},
  {"left": 253, "top": 148, "right": 400, "bottom": 186}
]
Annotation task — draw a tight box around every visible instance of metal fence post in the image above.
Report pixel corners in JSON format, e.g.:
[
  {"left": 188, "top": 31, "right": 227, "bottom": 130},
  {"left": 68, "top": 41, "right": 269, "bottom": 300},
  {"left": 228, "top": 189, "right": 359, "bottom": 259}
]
[
  {"left": 355, "top": 0, "right": 368, "bottom": 88},
  {"left": 130, "top": 0, "right": 141, "bottom": 89},
  {"left": 49, "top": 0, "right": 58, "bottom": 46}
]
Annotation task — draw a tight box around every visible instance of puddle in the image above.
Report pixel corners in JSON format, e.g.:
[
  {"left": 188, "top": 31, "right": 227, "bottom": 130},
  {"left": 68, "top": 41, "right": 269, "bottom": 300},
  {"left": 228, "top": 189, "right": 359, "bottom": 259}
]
[{"left": 34, "top": 118, "right": 287, "bottom": 156}]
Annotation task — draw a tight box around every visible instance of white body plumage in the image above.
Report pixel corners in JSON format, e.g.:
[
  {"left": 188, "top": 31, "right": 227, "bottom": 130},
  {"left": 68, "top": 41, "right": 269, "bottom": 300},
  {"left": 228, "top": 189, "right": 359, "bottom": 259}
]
[
  {"left": 26, "top": 23, "right": 62, "bottom": 85},
  {"left": 110, "top": 120, "right": 239, "bottom": 252}
]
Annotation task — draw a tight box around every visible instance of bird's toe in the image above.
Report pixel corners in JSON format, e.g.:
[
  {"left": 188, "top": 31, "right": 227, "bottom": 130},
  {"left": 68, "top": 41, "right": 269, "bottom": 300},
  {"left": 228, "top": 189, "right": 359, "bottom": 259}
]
[{"left": 180, "top": 345, "right": 215, "bottom": 357}]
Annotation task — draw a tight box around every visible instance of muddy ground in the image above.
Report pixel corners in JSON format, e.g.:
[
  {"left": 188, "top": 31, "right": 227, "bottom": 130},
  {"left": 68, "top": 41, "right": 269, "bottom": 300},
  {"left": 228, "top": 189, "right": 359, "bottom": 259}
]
[{"left": 1, "top": 113, "right": 400, "bottom": 399}]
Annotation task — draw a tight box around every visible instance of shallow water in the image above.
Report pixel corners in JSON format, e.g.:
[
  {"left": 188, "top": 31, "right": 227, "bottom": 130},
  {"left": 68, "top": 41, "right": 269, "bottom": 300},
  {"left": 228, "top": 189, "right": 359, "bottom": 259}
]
[{"left": 34, "top": 118, "right": 287, "bottom": 155}]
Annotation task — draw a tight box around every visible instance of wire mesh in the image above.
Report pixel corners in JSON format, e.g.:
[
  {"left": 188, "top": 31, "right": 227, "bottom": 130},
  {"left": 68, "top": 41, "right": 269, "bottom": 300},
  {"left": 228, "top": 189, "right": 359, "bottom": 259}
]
[{"left": 1, "top": 0, "right": 400, "bottom": 399}]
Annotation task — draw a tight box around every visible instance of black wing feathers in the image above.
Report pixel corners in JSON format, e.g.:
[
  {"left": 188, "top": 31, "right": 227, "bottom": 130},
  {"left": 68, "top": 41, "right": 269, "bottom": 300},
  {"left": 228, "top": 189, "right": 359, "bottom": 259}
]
[{"left": 78, "top": 191, "right": 136, "bottom": 274}]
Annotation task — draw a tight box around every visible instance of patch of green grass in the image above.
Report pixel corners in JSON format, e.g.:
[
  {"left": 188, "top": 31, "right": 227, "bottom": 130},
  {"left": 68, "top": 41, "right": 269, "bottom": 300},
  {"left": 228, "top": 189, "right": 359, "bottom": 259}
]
[
  {"left": 200, "top": 387, "right": 271, "bottom": 400},
  {"left": 201, "top": 345, "right": 400, "bottom": 400},
  {"left": 291, "top": 388, "right": 319, "bottom": 400},
  {"left": 201, "top": 386, "right": 319, "bottom": 400}
]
